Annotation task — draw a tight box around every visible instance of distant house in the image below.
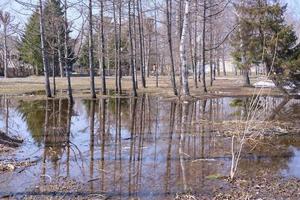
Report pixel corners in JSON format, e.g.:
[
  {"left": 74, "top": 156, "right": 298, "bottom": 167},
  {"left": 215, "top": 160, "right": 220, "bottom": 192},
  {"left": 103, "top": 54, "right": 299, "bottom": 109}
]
[{"left": 0, "top": 35, "right": 33, "bottom": 77}]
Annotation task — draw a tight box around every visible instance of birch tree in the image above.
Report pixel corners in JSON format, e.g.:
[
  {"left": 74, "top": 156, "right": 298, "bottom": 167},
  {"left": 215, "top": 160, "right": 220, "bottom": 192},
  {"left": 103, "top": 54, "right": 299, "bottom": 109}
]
[
  {"left": 0, "top": 11, "right": 12, "bottom": 78},
  {"left": 180, "top": 0, "right": 190, "bottom": 96}
]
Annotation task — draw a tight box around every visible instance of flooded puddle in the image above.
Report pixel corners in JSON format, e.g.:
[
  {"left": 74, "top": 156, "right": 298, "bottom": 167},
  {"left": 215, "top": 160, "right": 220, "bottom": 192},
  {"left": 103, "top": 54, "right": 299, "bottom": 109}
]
[{"left": 0, "top": 95, "right": 300, "bottom": 199}]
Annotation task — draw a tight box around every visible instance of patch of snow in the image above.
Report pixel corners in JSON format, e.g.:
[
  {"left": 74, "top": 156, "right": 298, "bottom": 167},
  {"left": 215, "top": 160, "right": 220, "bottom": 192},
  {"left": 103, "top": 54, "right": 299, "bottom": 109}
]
[
  {"left": 283, "top": 86, "right": 293, "bottom": 90},
  {"left": 253, "top": 80, "right": 276, "bottom": 88},
  {"left": 283, "top": 83, "right": 296, "bottom": 90}
]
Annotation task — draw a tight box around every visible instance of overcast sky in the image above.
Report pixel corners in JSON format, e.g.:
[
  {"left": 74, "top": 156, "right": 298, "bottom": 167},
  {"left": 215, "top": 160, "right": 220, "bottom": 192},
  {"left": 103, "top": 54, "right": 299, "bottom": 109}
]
[{"left": 0, "top": 0, "right": 299, "bottom": 37}]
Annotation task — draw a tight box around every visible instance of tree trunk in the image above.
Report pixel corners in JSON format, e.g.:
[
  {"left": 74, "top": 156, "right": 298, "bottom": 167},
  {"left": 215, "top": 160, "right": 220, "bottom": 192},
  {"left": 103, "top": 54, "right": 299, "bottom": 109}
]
[
  {"left": 237, "top": 1, "right": 250, "bottom": 87},
  {"left": 118, "top": 0, "right": 122, "bottom": 93},
  {"left": 222, "top": 47, "right": 226, "bottom": 76},
  {"left": 64, "top": 0, "right": 73, "bottom": 104},
  {"left": 196, "top": 12, "right": 201, "bottom": 83},
  {"left": 188, "top": 21, "right": 195, "bottom": 87},
  {"left": 217, "top": 56, "right": 220, "bottom": 76},
  {"left": 133, "top": 0, "right": 138, "bottom": 89},
  {"left": 128, "top": 0, "right": 138, "bottom": 97},
  {"left": 166, "top": 0, "right": 178, "bottom": 96},
  {"left": 88, "top": 0, "right": 96, "bottom": 98},
  {"left": 193, "top": 0, "right": 198, "bottom": 88},
  {"left": 113, "top": 0, "right": 119, "bottom": 93},
  {"left": 3, "top": 24, "right": 8, "bottom": 78},
  {"left": 155, "top": 0, "right": 159, "bottom": 87},
  {"left": 180, "top": 0, "right": 190, "bottom": 96},
  {"left": 52, "top": 53, "right": 56, "bottom": 96},
  {"left": 243, "top": 69, "right": 251, "bottom": 86},
  {"left": 202, "top": 0, "right": 207, "bottom": 93},
  {"left": 137, "top": 0, "right": 146, "bottom": 88},
  {"left": 209, "top": 1, "right": 214, "bottom": 87},
  {"left": 146, "top": 34, "right": 151, "bottom": 78},
  {"left": 99, "top": 0, "right": 107, "bottom": 95},
  {"left": 57, "top": 32, "right": 64, "bottom": 78},
  {"left": 35, "top": 66, "right": 39, "bottom": 76},
  {"left": 177, "top": 1, "right": 183, "bottom": 85},
  {"left": 39, "top": 0, "right": 52, "bottom": 98}
]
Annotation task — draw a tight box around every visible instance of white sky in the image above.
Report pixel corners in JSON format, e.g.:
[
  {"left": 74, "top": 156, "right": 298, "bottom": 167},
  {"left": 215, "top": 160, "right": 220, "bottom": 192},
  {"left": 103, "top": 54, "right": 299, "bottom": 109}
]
[{"left": 0, "top": 0, "right": 299, "bottom": 38}]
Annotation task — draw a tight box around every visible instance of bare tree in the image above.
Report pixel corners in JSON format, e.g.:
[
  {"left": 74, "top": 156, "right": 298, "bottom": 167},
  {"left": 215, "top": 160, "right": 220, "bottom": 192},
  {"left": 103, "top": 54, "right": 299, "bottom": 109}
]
[
  {"left": 137, "top": 0, "right": 146, "bottom": 88},
  {"left": 98, "top": 0, "right": 107, "bottom": 95},
  {"left": 39, "top": 0, "right": 52, "bottom": 97},
  {"left": 180, "top": 0, "right": 190, "bottom": 96},
  {"left": 128, "top": 0, "right": 137, "bottom": 97},
  {"left": 63, "top": 0, "right": 73, "bottom": 103},
  {"left": 0, "top": 11, "right": 12, "bottom": 78},
  {"left": 166, "top": 0, "right": 178, "bottom": 96},
  {"left": 117, "top": 0, "right": 122, "bottom": 93},
  {"left": 209, "top": 0, "right": 214, "bottom": 86},
  {"left": 154, "top": 0, "right": 159, "bottom": 87},
  {"left": 222, "top": 44, "right": 227, "bottom": 76},
  {"left": 112, "top": 0, "right": 118, "bottom": 93},
  {"left": 202, "top": 0, "right": 208, "bottom": 93},
  {"left": 88, "top": 0, "right": 96, "bottom": 98}
]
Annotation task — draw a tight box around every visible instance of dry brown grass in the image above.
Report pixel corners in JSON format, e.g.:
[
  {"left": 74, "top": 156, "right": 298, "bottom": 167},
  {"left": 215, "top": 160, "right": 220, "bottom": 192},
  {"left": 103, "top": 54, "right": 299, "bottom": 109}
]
[{"left": 0, "top": 75, "right": 283, "bottom": 99}]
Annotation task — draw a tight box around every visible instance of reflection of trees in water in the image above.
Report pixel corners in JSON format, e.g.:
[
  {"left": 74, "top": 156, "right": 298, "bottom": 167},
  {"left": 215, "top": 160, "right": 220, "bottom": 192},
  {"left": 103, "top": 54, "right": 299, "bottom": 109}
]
[
  {"left": 229, "top": 96, "right": 296, "bottom": 120},
  {"left": 270, "top": 99, "right": 300, "bottom": 121},
  {"left": 18, "top": 100, "right": 47, "bottom": 145},
  {"left": 18, "top": 99, "right": 71, "bottom": 161},
  {"left": 0, "top": 96, "right": 10, "bottom": 135},
  {"left": 238, "top": 136, "right": 300, "bottom": 177},
  {"left": 11, "top": 96, "right": 300, "bottom": 197}
]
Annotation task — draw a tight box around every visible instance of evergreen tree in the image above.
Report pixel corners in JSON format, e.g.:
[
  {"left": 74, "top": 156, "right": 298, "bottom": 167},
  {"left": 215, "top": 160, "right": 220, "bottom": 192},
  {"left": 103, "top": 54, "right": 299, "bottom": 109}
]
[
  {"left": 19, "top": 0, "right": 74, "bottom": 76},
  {"left": 78, "top": 38, "right": 99, "bottom": 69},
  {"left": 19, "top": 11, "right": 42, "bottom": 75},
  {"left": 44, "top": 0, "right": 64, "bottom": 75},
  {"left": 78, "top": 33, "right": 129, "bottom": 73},
  {"left": 231, "top": 0, "right": 299, "bottom": 86}
]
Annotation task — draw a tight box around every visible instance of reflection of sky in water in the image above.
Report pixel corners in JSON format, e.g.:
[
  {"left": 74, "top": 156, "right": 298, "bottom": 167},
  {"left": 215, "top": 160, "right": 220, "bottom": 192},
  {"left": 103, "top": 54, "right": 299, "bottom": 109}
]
[
  {"left": 282, "top": 147, "right": 300, "bottom": 178},
  {"left": 0, "top": 96, "right": 299, "bottom": 198},
  {"left": 0, "top": 106, "right": 41, "bottom": 159}
]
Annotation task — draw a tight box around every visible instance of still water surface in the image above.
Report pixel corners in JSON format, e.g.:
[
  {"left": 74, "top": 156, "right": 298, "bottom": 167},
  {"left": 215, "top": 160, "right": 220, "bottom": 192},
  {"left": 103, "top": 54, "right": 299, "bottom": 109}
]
[{"left": 0, "top": 95, "right": 299, "bottom": 199}]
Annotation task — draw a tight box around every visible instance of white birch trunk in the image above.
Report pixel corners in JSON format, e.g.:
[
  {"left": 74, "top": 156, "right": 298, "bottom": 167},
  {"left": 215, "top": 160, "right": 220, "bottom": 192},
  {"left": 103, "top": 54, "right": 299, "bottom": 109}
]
[{"left": 180, "top": 0, "right": 190, "bottom": 96}]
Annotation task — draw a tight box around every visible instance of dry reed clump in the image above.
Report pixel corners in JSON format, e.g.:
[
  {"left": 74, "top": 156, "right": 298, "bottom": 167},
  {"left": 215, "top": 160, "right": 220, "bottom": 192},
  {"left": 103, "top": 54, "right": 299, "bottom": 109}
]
[
  {"left": 175, "top": 193, "right": 198, "bottom": 200},
  {"left": 204, "top": 120, "right": 298, "bottom": 138},
  {"left": 214, "top": 176, "right": 300, "bottom": 200},
  {"left": 0, "top": 159, "right": 39, "bottom": 172},
  {"left": 23, "top": 177, "right": 106, "bottom": 200}
]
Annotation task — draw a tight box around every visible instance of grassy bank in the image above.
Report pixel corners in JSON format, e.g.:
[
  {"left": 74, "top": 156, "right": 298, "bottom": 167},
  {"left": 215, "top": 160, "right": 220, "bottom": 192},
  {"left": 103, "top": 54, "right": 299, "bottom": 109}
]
[{"left": 0, "top": 75, "right": 283, "bottom": 99}]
